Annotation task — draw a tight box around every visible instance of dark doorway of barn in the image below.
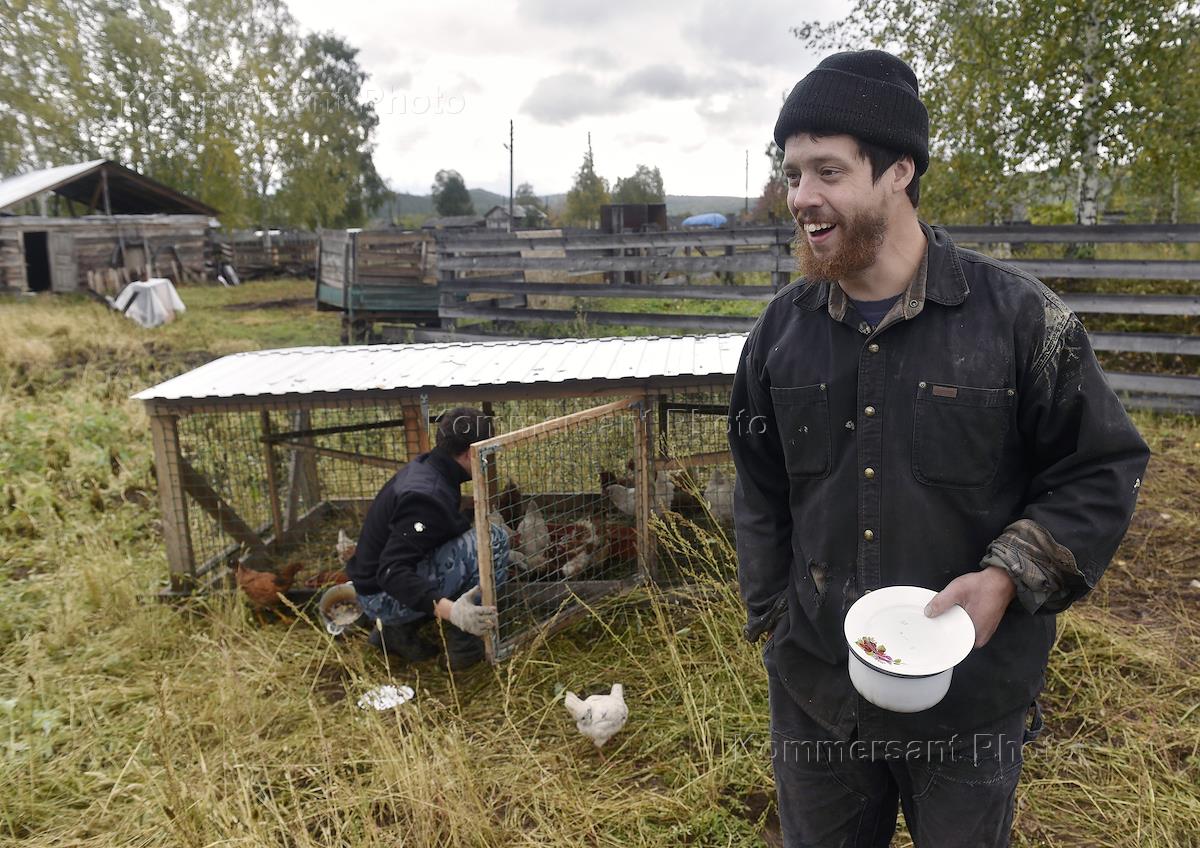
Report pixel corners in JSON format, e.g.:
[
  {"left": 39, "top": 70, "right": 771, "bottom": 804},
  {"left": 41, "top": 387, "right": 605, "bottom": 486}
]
[{"left": 23, "top": 232, "right": 51, "bottom": 292}]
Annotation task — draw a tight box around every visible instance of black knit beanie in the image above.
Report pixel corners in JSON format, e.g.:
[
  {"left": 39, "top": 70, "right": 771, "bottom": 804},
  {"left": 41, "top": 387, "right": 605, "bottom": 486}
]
[{"left": 773, "top": 49, "right": 929, "bottom": 175}]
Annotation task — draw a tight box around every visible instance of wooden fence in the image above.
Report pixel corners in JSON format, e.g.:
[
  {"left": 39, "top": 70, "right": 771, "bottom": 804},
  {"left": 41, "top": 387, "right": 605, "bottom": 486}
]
[
  {"left": 214, "top": 230, "right": 317, "bottom": 279},
  {"left": 433, "top": 224, "right": 1200, "bottom": 413}
]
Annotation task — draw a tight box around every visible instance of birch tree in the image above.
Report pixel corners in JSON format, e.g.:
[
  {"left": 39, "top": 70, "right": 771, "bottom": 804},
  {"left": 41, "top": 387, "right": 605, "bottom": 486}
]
[{"left": 793, "top": 0, "right": 1199, "bottom": 224}]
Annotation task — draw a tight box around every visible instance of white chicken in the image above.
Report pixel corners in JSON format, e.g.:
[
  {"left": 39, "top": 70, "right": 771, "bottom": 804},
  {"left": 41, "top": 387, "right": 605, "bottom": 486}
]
[
  {"left": 653, "top": 471, "right": 675, "bottom": 516},
  {"left": 605, "top": 483, "right": 637, "bottom": 517},
  {"left": 563, "top": 683, "right": 628, "bottom": 754},
  {"left": 516, "top": 501, "right": 549, "bottom": 572},
  {"left": 704, "top": 467, "right": 734, "bottom": 524},
  {"left": 561, "top": 519, "right": 598, "bottom": 579},
  {"left": 336, "top": 529, "right": 357, "bottom": 564}
]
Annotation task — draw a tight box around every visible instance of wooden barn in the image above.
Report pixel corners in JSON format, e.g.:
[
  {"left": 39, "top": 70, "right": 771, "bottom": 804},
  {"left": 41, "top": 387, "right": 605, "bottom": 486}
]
[{"left": 0, "top": 159, "right": 218, "bottom": 294}]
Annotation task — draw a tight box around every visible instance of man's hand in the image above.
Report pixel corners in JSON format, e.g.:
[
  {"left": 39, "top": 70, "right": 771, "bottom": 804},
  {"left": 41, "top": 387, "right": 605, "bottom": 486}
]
[
  {"left": 924, "top": 566, "right": 1017, "bottom": 648},
  {"left": 440, "top": 585, "right": 498, "bottom": 637}
]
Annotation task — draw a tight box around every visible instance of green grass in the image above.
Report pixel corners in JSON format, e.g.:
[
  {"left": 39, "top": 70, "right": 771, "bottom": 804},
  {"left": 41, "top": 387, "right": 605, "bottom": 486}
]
[{"left": 1, "top": 278, "right": 1198, "bottom": 846}]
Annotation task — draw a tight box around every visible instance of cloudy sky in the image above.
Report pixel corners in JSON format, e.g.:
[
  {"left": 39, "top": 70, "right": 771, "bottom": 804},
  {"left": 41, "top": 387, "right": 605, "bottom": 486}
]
[{"left": 286, "top": 0, "right": 851, "bottom": 199}]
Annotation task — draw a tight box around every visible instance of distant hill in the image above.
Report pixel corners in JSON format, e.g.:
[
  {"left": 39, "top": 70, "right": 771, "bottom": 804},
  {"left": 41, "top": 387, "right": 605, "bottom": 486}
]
[
  {"left": 376, "top": 190, "right": 754, "bottom": 223},
  {"left": 385, "top": 188, "right": 507, "bottom": 218},
  {"left": 542, "top": 194, "right": 750, "bottom": 217}
]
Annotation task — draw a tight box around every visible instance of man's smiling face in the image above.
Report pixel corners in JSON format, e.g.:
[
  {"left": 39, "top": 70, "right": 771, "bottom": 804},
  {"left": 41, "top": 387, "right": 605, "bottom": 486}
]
[{"left": 783, "top": 133, "right": 890, "bottom": 284}]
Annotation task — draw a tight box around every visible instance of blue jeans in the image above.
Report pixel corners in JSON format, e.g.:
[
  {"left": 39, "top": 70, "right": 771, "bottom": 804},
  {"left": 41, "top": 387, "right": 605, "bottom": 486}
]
[
  {"left": 764, "top": 640, "right": 1040, "bottom": 848},
  {"left": 357, "top": 524, "right": 510, "bottom": 626}
]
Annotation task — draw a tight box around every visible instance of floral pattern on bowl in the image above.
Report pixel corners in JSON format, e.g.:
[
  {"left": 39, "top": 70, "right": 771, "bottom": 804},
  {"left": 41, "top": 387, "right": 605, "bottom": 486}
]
[{"left": 855, "top": 635, "right": 902, "bottom": 666}]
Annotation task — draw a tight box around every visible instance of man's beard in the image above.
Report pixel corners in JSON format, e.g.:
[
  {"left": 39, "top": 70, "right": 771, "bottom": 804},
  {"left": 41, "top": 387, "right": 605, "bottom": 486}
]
[{"left": 792, "top": 208, "right": 888, "bottom": 283}]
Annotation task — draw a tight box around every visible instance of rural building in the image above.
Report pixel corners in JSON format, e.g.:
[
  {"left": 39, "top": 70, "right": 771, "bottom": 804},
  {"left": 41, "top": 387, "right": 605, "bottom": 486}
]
[
  {"left": 483, "top": 204, "right": 549, "bottom": 230},
  {"left": 420, "top": 214, "right": 485, "bottom": 231},
  {"left": 0, "top": 159, "right": 218, "bottom": 293}
]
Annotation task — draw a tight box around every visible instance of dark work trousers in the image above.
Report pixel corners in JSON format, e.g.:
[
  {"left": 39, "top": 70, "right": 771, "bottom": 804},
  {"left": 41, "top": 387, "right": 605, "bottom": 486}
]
[{"left": 765, "top": 641, "right": 1042, "bottom": 848}]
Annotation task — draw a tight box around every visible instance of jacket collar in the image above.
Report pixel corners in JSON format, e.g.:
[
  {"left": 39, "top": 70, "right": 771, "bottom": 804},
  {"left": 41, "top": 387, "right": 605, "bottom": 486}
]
[
  {"left": 425, "top": 446, "right": 471, "bottom": 486},
  {"left": 791, "top": 221, "right": 969, "bottom": 314}
]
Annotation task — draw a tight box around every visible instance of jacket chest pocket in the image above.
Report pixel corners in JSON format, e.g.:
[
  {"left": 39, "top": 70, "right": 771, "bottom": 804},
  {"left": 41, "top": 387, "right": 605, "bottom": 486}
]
[
  {"left": 912, "top": 382, "right": 1014, "bottom": 488},
  {"left": 770, "top": 383, "right": 831, "bottom": 478}
]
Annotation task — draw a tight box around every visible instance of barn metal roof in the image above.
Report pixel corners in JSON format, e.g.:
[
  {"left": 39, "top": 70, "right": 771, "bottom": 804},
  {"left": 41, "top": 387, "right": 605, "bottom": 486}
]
[
  {"left": 133, "top": 334, "right": 747, "bottom": 403},
  {"left": 0, "top": 159, "right": 218, "bottom": 215}
]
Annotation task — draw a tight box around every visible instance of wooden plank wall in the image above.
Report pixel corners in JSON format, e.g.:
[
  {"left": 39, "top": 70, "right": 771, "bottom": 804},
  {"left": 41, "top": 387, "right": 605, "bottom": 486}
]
[{"left": 0, "top": 214, "right": 210, "bottom": 293}]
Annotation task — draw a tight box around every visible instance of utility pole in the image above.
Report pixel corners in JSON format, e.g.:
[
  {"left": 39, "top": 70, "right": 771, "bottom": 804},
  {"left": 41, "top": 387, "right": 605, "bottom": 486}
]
[
  {"left": 503, "top": 119, "right": 514, "bottom": 232},
  {"left": 744, "top": 149, "right": 749, "bottom": 219}
]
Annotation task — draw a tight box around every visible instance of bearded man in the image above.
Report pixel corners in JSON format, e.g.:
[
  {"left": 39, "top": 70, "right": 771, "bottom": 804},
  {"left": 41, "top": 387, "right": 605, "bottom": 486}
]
[{"left": 728, "top": 49, "right": 1150, "bottom": 847}]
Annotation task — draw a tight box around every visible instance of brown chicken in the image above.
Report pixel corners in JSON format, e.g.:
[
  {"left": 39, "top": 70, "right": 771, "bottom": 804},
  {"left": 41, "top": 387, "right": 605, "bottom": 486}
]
[{"left": 236, "top": 561, "right": 304, "bottom": 607}]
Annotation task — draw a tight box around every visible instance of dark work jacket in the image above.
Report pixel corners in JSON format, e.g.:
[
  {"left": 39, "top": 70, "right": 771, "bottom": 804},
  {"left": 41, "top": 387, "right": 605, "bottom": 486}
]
[
  {"left": 346, "top": 447, "right": 471, "bottom": 615},
  {"left": 729, "top": 222, "right": 1150, "bottom": 743}
]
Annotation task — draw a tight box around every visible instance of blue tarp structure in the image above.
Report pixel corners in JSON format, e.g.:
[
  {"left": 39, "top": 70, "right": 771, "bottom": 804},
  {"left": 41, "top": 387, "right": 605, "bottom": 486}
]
[{"left": 680, "top": 212, "right": 728, "bottom": 228}]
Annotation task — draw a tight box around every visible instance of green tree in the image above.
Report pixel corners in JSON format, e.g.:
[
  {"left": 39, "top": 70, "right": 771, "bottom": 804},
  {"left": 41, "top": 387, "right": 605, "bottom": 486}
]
[
  {"left": 612, "top": 164, "right": 665, "bottom": 204},
  {"left": 753, "top": 141, "right": 789, "bottom": 223},
  {"left": 514, "top": 181, "right": 548, "bottom": 226},
  {"left": 275, "top": 33, "right": 384, "bottom": 228},
  {"left": 794, "top": 0, "right": 1200, "bottom": 224},
  {"left": 432, "top": 169, "right": 475, "bottom": 216},
  {"left": 0, "top": 0, "right": 383, "bottom": 229},
  {"left": 564, "top": 134, "right": 610, "bottom": 228}
]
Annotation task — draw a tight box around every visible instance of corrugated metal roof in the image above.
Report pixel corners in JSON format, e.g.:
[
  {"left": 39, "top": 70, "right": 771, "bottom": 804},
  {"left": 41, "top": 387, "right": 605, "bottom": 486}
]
[
  {"left": 0, "top": 160, "right": 106, "bottom": 212},
  {"left": 0, "top": 159, "right": 218, "bottom": 215},
  {"left": 133, "top": 334, "right": 748, "bottom": 402}
]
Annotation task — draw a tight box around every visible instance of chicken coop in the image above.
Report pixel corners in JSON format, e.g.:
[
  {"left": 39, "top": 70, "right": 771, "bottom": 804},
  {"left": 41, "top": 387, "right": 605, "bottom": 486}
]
[{"left": 134, "top": 334, "right": 744, "bottom": 661}]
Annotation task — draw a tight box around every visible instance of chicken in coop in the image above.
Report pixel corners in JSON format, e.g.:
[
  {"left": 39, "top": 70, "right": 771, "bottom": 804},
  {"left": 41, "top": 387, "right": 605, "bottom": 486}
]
[
  {"left": 515, "top": 501, "right": 550, "bottom": 574},
  {"left": 236, "top": 560, "right": 304, "bottom": 608},
  {"left": 559, "top": 518, "right": 599, "bottom": 578},
  {"left": 563, "top": 683, "right": 628, "bottom": 755},
  {"left": 494, "top": 480, "right": 524, "bottom": 531},
  {"left": 653, "top": 470, "right": 675, "bottom": 515},
  {"left": 336, "top": 529, "right": 357, "bottom": 564},
  {"left": 599, "top": 468, "right": 634, "bottom": 490},
  {"left": 704, "top": 467, "right": 734, "bottom": 523},
  {"left": 595, "top": 523, "right": 638, "bottom": 572},
  {"left": 604, "top": 481, "right": 637, "bottom": 517}
]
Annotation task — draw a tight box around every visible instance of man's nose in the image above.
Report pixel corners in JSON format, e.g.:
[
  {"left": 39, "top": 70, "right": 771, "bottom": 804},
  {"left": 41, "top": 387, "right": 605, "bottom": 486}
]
[{"left": 789, "top": 175, "right": 822, "bottom": 220}]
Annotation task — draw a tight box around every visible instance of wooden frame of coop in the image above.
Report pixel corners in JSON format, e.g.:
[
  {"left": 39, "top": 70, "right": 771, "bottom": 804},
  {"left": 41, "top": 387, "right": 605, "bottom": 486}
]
[
  {"left": 471, "top": 396, "right": 655, "bottom": 663},
  {"left": 134, "top": 336, "right": 744, "bottom": 661}
]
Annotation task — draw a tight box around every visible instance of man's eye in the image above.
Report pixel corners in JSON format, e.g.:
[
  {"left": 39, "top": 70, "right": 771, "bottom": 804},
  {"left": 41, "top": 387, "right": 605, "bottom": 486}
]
[{"left": 821, "top": 169, "right": 839, "bottom": 178}]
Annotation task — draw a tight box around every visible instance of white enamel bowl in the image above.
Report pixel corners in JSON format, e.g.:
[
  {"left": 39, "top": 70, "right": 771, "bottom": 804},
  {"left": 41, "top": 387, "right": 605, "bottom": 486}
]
[
  {"left": 318, "top": 582, "right": 360, "bottom": 636},
  {"left": 843, "top": 586, "right": 976, "bottom": 713}
]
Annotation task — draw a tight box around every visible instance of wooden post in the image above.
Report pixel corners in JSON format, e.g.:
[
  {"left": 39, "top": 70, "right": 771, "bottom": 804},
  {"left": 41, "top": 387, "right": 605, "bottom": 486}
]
[
  {"left": 634, "top": 396, "right": 655, "bottom": 581},
  {"left": 481, "top": 400, "right": 499, "bottom": 509},
  {"left": 149, "top": 413, "right": 195, "bottom": 592},
  {"left": 260, "top": 411, "right": 285, "bottom": 543},
  {"left": 284, "top": 409, "right": 320, "bottom": 528},
  {"left": 470, "top": 444, "right": 497, "bottom": 663},
  {"left": 402, "top": 402, "right": 428, "bottom": 459},
  {"left": 773, "top": 229, "right": 792, "bottom": 292}
]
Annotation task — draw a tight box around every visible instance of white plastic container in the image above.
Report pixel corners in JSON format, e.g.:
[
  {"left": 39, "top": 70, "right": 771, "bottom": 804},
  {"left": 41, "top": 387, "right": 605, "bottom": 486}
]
[{"left": 843, "top": 586, "right": 975, "bottom": 713}]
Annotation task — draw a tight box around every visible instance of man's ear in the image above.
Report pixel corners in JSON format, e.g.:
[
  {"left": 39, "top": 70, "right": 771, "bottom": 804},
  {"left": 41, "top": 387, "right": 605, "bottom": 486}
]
[{"left": 891, "top": 155, "right": 915, "bottom": 197}]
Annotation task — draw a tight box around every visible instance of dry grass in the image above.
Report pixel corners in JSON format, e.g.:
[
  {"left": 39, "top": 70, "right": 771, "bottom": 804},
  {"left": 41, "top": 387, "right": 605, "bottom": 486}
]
[{"left": 0, "top": 280, "right": 1197, "bottom": 846}]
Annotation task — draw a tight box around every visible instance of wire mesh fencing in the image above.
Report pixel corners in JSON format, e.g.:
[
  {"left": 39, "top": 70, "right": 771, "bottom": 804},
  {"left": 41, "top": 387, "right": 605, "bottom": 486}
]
[
  {"left": 469, "top": 397, "right": 651, "bottom": 661},
  {"left": 170, "top": 399, "right": 422, "bottom": 589}
]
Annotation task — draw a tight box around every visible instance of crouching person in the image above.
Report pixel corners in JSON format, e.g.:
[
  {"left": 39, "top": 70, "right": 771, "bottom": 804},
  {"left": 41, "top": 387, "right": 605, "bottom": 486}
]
[{"left": 347, "top": 406, "right": 510, "bottom": 671}]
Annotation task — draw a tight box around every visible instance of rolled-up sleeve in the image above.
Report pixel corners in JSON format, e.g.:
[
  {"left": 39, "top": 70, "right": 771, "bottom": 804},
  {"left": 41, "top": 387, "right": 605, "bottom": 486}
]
[
  {"left": 729, "top": 327, "right": 795, "bottom": 640},
  {"left": 1010, "top": 310, "right": 1151, "bottom": 612}
]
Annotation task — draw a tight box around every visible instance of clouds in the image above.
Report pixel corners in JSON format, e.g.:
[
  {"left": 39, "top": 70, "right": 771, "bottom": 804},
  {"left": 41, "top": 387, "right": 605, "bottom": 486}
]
[
  {"left": 521, "top": 71, "right": 626, "bottom": 125},
  {"left": 285, "top": 0, "right": 850, "bottom": 196},
  {"left": 522, "top": 64, "right": 758, "bottom": 125},
  {"left": 684, "top": 0, "right": 817, "bottom": 69}
]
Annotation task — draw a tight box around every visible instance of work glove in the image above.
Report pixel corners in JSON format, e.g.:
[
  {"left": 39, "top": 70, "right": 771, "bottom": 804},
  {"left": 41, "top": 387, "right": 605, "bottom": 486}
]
[{"left": 449, "top": 585, "right": 498, "bottom": 637}]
